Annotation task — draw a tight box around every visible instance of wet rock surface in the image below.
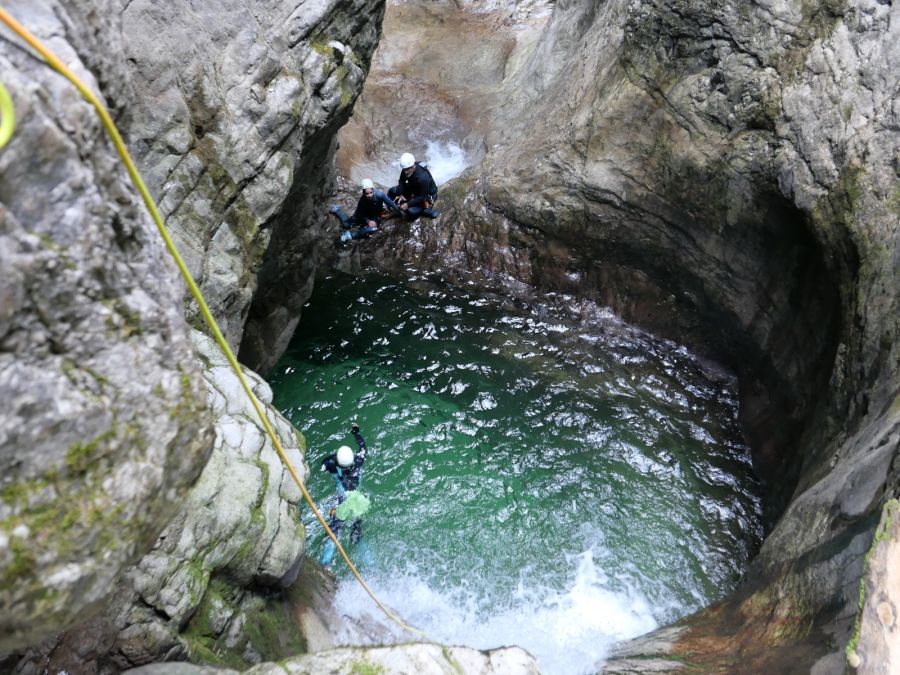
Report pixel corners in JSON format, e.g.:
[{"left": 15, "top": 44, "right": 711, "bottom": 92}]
[
  {"left": 337, "top": 0, "right": 900, "bottom": 671},
  {"left": 0, "top": 0, "right": 213, "bottom": 652}
]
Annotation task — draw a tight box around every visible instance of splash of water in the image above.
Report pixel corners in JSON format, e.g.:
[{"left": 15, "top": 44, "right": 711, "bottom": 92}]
[
  {"left": 424, "top": 140, "right": 470, "bottom": 185},
  {"left": 270, "top": 272, "right": 762, "bottom": 674},
  {"left": 331, "top": 546, "right": 662, "bottom": 675}
]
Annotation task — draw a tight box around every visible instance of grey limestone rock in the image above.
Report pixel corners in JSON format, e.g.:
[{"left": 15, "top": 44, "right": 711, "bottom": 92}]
[
  {"left": 0, "top": 0, "right": 213, "bottom": 653},
  {"left": 1, "top": 0, "right": 385, "bottom": 660},
  {"left": 116, "top": 0, "right": 386, "bottom": 366},
  {"left": 344, "top": 0, "right": 900, "bottom": 670},
  {"left": 850, "top": 498, "right": 900, "bottom": 674},
  {"left": 106, "top": 330, "right": 309, "bottom": 667},
  {"left": 12, "top": 331, "right": 310, "bottom": 672}
]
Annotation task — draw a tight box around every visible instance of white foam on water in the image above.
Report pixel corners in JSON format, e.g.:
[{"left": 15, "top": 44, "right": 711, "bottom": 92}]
[
  {"left": 424, "top": 140, "right": 470, "bottom": 185},
  {"left": 331, "top": 548, "right": 660, "bottom": 675}
]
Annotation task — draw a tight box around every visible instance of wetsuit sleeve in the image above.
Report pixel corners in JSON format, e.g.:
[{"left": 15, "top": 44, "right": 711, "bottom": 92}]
[
  {"left": 352, "top": 196, "right": 367, "bottom": 222},
  {"left": 322, "top": 455, "right": 337, "bottom": 473},
  {"left": 406, "top": 168, "right": 436, "bottom": 208},
  {"left": 351, "top": 428, "right": 368, "bottom": 462},
  {"left": 377, "top": 190, "right": 401, "bottom": 212}
]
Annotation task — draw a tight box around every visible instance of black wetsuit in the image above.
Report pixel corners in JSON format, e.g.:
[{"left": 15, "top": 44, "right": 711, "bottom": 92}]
[
  {"left": 388, "top": 163, "right": 438, "bottom": 221},
  {"left": 320, "top": 427, "right": 370, "bottom": 545},
  {"left": 333, "top": 190, "right": 400, "bottom": 240},
  {"left": 321, "top": 427, "right": 368, "bottom": 492}
]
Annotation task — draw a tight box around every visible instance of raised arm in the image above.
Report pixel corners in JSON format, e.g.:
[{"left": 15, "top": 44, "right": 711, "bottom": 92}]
[{"left": 351, "top": 422, "right": 368, "bottom": 459}]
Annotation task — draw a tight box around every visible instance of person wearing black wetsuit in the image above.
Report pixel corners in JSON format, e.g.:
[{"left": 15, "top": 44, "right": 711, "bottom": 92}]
[
  {"left": 319, "top": 423, "right": 369, "bottom": 556},
  {"left": 388, "top": 152, "right": 439, "bottom": 222},
  {"left": 330, "top": 179, "right": 401, "bottom": 242}
]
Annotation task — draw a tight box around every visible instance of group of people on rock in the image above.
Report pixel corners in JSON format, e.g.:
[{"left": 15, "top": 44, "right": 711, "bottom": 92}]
[{"left": 329, "top": 151, "right": 440, "bottom": 243}]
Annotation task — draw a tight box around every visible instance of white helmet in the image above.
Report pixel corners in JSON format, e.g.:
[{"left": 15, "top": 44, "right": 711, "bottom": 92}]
[
  {"left": 336, "top": 445, "right": 355, "bottom": 468},
  {"left": 360, "top": 178, "right": 374, "bottom": 190},
  {"left": 399, "top": 152, "right": 416, "bottom": 169}
]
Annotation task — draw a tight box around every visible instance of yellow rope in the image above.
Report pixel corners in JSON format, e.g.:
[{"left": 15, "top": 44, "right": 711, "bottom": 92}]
[
  {"left": 0, "top": 80, "right": 14, "bottom": 148},
  {"left": 0, "top": 6, "right": 425, "bottom": 639}
]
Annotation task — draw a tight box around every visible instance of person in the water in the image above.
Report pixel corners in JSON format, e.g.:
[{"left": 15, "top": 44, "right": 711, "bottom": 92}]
[
  {"left": 321, "top": 422, "right": 368, "bottom": 493},
  {"left": 319, "top": 422, "right": 371, "bottom": 566},
  {"left": 329, "top": 179, "right": 401, "bottom": 243}
]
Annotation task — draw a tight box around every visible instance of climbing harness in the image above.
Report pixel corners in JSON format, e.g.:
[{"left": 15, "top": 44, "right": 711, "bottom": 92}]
[
  {"left": 0, "top": 80, "right": 14, "bottom": 149},
  {"left": 0, "top": 7, "right": 426, "bottom": 639}
]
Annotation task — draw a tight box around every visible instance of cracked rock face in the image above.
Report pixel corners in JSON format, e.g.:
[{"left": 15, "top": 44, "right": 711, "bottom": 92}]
[
  {"left": 1, "top": 0, "right": 385, "bottom": 660},
  {"left": 117, "top": 0, "right": 386, "bottom": 368},
  {"left": 343, "top": 0, "right": 899, "bottom": 670},
  {"left": 108, "top": 331, "right": 309, "bottom": 668},
  {"left": 15, "top": 332, "right": 309, "bottom": 672},
  {"left": 0, "top": 0, "right": 213, "bottom": 653}
]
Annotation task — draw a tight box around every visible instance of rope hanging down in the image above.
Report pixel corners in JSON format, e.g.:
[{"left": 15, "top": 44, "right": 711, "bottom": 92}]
[
  {"left": 0, "top": 7, "right": 425, "bottom": 639},
  {"left": 0, "top": 80, "right": 14, "bottom": 149}
]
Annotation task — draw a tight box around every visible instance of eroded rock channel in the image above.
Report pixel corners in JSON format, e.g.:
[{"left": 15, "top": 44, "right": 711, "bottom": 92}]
[{"left": 1, "top": 0, "right": 898, "bottom": 674}]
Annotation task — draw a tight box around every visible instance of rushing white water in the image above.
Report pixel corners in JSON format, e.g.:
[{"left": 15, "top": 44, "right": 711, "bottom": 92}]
[
  {"left": 330, "top": 544, "right": 664, "bottom": 674},
  {"left": 345, "top": 139, "right": 470, "bottom": 192},
  {"left": 423, "top": 140, "right": 470, "bottom": 185}
]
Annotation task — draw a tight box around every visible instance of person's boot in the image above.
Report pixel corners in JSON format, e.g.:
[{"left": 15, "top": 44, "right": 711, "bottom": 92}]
[{"left": 423, "top": 208, "right": 440, "bottom": 219}]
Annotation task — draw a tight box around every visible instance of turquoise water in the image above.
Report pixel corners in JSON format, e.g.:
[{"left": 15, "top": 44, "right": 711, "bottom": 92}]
[{"left": 268, "top": 271, "right": 762, "bottom": 674}]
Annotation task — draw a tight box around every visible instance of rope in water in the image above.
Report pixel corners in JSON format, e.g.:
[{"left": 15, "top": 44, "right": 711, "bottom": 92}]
[{"left": 0, "top": 6, "right": 425, "bottom": 639}]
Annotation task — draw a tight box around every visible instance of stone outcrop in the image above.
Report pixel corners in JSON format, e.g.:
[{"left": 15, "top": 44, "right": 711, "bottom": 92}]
[
  {"left": 339, "top": 0, "right": 900, "bottom": 670},
  {"left": 0, "top": 0, "right": 213, "bottom": 652},
  {"left": 115, "top": 0, "right": 386, "bottom": 370},
  {"left": 1, "top": 0, "right": 383, "bottom": 664},
  {"left": 13, "top": 332, "right": 311, "bottom": 672},
  {"left": 849, "top": 499, "right": 900, "bottom": 673},
  {"left": 124, "top": 642, "right": 541, "bottom": 675}
]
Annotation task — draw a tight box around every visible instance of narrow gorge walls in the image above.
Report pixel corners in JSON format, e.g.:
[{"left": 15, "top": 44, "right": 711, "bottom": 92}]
[
  {"left": 1, "top": 0, "right": 385, "bottom": 663},
  {"left": 0, "top": 0, "right": 213, "bottom": 650},
  {"left": 343, "top": 0, "right": 898, "bottom": 669}
]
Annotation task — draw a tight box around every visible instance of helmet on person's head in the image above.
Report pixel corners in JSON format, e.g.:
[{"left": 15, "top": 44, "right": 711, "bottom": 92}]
[
  {"left": 399, "top": 152, "right": 416, "bottom": 169},
  {"left": 336, "top": 445, "right": 355, "bottom": 468},
  {"left": 360, "top": 178, "right": 374, "bottom": 190}
]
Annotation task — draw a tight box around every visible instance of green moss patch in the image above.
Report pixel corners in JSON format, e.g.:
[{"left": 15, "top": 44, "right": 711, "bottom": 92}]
[
  {"left": 182, "top": 578, "right": 307, "bottom": 668},
  {"left": 350, "top": 659, "right": 387, "bottom": 675}
]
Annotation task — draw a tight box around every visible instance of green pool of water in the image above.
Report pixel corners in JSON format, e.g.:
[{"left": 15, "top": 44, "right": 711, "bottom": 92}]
[{"left": 268, "top": 271, "right": 762, "bottom": 674}]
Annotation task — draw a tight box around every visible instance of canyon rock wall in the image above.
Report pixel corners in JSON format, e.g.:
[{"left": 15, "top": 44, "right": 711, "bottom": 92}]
[
  {"left": 348, "top": 0, "right": 899, "bottom": 670},
  {"left": 0, "top": 0, "right": 214, "bottom": 651},
  {"left": 16, "top": 333, "right": 311, "bottom": 672},
  {"left": 117, "top": 0, "right": 386, "bottom": 368},
  {"left": 1, "top": 0, "right": 383, "bottom": 665}
]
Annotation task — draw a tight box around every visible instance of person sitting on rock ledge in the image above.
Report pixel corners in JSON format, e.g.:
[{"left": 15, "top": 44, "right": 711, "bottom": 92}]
[
  {"left": 388, "top": 152, "right": 440, "bottom": 221},
  {"left": 329, "top": 178, "right": 401, "bottom": 243},
  {"left": 319, "top": 422, "right": 371, "bottom": 567}
]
